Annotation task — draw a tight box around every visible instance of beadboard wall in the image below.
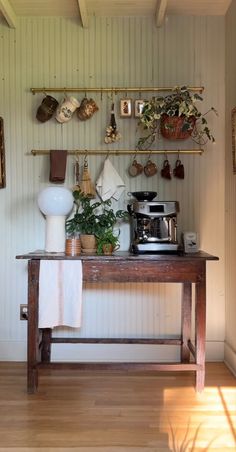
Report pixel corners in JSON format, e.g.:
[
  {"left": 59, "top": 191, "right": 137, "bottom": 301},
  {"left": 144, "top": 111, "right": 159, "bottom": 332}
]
[
  {"left": 0, "top": 15, "right": 225, "bottom": 362},
  {"left": 225, "top": 2, "right": 236, "bottom": 375}
]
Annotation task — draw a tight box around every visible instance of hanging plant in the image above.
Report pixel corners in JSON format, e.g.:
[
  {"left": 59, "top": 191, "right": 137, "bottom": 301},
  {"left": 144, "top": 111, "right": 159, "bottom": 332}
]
[{"left": 137, "top": 86, "right": 217, "bottom": 149}]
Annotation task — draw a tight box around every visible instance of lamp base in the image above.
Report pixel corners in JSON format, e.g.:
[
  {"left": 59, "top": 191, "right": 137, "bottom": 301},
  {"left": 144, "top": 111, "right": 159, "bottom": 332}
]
[{"left": 45, "top": 216, "right": 66, "bottom": 252}]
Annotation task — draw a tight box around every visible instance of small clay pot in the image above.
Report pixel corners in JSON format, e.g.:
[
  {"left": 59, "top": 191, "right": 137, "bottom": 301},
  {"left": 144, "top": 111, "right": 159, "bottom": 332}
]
[
  {"left": 102, "top": 243, "right": 120, "bottom": 255},
  {"left": 65, "top": 237, "right": 81, "bottom": 256}
]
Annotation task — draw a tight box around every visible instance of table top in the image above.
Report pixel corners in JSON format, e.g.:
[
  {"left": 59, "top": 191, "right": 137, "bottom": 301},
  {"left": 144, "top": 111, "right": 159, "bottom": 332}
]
[{"left": 16, "top": 250, "right": 219, "bottom": 262}]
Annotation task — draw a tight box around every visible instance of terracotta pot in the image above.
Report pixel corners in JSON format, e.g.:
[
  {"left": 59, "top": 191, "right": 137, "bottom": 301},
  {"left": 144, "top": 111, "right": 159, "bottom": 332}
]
[
  {"left": 80, "top": 234, "right": 96, "bottom": 251},
  {"left": 102, "top": 243, "right": 114, "bottom": 255},
  {"left": 102, "top": 243, "right": 119, "bottom": 255},
  {"left": 65, "top": 237, "right": 81, "bottom": 256},
  {"left": 160, "top": 114, "right": 196, "bottom": 140}
]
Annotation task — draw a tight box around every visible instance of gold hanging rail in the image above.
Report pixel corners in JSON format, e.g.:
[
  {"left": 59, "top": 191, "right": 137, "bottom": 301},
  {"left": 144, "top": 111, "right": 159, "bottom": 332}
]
[
  {"left": 31, "top": 149, "right": 203, "bottom": 156},
  {"left": 31, "top": 86, "right": 204, "bottom": 95}
]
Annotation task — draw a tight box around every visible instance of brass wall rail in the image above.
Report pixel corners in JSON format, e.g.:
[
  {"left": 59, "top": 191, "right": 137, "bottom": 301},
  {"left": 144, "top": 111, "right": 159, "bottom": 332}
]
[
  {"left": 31, "top": 86, "right": 204, "bottom": 95},
  {"left": 31, "top": 149, "right": 203, "bottom": 156}
]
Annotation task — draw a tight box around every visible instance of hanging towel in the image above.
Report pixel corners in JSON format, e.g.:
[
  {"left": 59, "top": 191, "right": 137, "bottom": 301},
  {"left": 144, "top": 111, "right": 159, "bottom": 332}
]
[
  {"left": 96, "top": 158, "right": 125, "bottom": 201},
  {"left": 39, "top": 260, "right": 83, "bottom": 329},
  {"left": 49, "top": 150, "right": 68, "bottom": 183}
]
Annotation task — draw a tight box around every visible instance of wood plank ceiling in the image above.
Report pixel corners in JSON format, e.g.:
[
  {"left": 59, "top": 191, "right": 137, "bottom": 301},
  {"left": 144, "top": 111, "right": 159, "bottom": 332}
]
[{"left": 0, "top": 0, "right": 233, "bottom": 28}]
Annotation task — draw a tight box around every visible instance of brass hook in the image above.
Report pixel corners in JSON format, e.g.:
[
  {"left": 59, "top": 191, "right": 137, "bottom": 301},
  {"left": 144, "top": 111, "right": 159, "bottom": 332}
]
[
  {"left": 130, "top": 149, "right": 138, "bottom": 164},
  {"left": 147, "top": 149, "right": 153, "bottom": 162}
]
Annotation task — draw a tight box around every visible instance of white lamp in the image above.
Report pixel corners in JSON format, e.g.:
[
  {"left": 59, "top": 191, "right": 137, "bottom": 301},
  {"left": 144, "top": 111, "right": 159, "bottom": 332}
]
[{"left": 38, "top": 186, "right": 74, "bottom": 252}]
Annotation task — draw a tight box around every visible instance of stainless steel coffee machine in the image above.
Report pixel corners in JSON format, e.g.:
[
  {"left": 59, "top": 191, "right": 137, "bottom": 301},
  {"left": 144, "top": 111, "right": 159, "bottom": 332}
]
[{"left": 127, "top": 192, "right": 180, "bottom": 253}]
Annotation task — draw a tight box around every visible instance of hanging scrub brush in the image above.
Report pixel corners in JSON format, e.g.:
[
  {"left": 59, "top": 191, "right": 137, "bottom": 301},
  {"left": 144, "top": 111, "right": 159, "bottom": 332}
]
[
  {"left": 79, "top": 155, "right": 96, "bottom": 198},
  {"left": 73, "top": 157, "right": 81, "bottom": 193},
  {"left": 104, "top": 102, "right": 121, "bottom": 144}
]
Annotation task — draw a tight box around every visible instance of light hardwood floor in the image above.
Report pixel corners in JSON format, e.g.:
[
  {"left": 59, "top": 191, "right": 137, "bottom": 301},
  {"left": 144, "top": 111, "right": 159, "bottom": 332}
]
[{"left": 0, "top": 362, "right": 235, "bottom": 451}]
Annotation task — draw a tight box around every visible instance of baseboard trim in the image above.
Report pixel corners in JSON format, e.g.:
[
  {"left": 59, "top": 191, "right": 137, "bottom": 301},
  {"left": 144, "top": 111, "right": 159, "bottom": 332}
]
[{"left": 224, "top": 341, "right": 236, "bottom": 376}]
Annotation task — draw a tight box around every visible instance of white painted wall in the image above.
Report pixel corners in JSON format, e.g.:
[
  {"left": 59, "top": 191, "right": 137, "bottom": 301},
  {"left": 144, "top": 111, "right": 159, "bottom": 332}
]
[
  {"left": 225, "top": 3, "right": 236, "bottom": 375},
  {"left": 0, "top": 15, "right": 224, "bottom": 362}
]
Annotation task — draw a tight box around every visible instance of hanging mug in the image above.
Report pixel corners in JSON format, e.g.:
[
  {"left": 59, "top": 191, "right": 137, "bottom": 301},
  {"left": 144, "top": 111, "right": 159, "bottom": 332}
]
[
  {"left": 144, "top": 159, "right": 158, "bottom": 177},
  {"left": 36, "top": 95, "right": 59, "bottom": 123},
  {"left": 161, "top": 159, "right": 172, "bottom": 180},
  {"left": 128, "top": 159, "right": 143, "bottom": 177},
  {"left": 77, "top": 98, "right": 99, "bottom": 121},
  {"left": 173, "top": 159, "right": 185, "bottom": 179},
  {"left": 56, "top": 96, "right": 80, "bottom": 123}
]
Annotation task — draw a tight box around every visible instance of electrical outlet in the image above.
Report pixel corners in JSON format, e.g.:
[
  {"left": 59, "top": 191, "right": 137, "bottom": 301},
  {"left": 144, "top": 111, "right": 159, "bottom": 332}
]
[{"left": 20, "top": 304, "right": 28, "bottom": 320}]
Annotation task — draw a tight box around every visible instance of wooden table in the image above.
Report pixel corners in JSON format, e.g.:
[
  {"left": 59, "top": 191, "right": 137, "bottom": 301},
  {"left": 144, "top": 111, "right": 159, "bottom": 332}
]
[{"left": 16, "top": 250, "right": 218, "bottom": 393}]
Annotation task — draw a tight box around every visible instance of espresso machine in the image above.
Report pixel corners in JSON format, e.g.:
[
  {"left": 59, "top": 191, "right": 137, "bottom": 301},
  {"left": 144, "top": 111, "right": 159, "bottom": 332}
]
[{"left": 127, "top": 192, "right": 180, "bottom": 254}]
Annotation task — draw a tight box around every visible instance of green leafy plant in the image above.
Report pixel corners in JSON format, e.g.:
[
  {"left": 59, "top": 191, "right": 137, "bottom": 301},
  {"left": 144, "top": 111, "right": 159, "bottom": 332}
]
[
  {"left": 137, "top": 86, "right": 217, "bottom": 149},
  {"left": 96, "top": 228, "right": 120, "bottom": 255},
  {"left": 65, "top": 189, "right": 129, "bottom": 240}
]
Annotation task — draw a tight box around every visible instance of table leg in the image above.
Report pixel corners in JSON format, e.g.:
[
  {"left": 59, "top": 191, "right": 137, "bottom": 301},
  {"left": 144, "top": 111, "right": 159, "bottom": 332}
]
[
  {"left": 195, "top": 266, "right": 206, "bottom": 392},
  {"left": 181, "top": 282, "right": 192, "bottom": 363},
  {"left": 27, "top": 259, "right": 40, "bottom": 393},
  {"left": 41, "top": 328, "right": 52, "bottom": 362}
]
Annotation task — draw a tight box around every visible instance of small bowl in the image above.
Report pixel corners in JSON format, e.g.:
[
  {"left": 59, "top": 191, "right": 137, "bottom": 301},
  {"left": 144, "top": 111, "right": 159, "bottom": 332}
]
[{"left": 128, "top": 191, "right": 157, "bottom": 201}]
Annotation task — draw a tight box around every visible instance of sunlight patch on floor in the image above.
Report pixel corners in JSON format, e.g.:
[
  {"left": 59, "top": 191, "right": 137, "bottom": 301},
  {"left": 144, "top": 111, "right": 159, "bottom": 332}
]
[{"left": 161, "top": 386, "right": 236, "bottom": 450}]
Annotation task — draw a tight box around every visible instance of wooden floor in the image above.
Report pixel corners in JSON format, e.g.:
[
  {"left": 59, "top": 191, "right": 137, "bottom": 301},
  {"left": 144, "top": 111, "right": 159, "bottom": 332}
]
[{"left": 0, "top": 362, "right": 235, "bottom": 452}]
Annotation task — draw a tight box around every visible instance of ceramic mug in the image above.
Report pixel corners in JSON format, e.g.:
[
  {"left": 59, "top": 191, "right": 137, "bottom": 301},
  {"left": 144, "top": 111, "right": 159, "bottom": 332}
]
[
  {"left": 36, "top": 95, "right": 59, "bottom": 123},
  {"left": 128, "top": 159, "right": 143, "bottom": 177},
  {"left": 161, "top": 159, "right": 172, "bottom": 180},
  {"left": 173, "top": 159, "right": 185, "bottom": 179},
  {"left": 77, "top": 97, "right": 99, "bottom": 121},
  {"left": 56, "top": 96, "right": 80, "bottom": 123},
  {"left": 144, "top": 159, "right": 158, "bottom": 177}
]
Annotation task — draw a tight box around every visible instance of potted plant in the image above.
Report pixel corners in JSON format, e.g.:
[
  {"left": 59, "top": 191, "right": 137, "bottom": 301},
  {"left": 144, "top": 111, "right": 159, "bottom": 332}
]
[
  {"left": 96, "top": 228, "right": 120, "bottom": 255},
  {"left": 137, "top": 86, "right": 217, "bottom": 149},
  {"left": 65, "top": 189, "right": 129, "bottom": 254}
]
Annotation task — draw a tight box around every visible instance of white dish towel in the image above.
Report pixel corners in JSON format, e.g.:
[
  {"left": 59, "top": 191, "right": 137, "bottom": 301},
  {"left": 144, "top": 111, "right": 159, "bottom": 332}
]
[
  {"left": 96, "top": 157, "right": 125, "bottom": 201},
  {"left": 39, "top": 260, "right": 83, "bottom": 329}
]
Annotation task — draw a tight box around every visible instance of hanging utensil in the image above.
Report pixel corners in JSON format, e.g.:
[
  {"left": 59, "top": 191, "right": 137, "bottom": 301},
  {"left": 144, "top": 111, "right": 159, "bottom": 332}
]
[
  {"left": 73, "top": 157, "right": 81, "bottom": 193},
  {"left": 79, "top": 155, "right": 96, "bottom": 198}
]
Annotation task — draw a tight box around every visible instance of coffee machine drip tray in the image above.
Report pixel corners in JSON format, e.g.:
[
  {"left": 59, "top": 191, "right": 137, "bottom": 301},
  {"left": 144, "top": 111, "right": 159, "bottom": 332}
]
[{"left": 132, "top": 242, "right": 179, "bottom": 254}]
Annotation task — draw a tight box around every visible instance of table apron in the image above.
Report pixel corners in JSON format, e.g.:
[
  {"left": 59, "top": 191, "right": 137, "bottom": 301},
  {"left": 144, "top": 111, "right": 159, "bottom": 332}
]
[{"left": 82, "top": 260, "right": 205, "bottom": 283}]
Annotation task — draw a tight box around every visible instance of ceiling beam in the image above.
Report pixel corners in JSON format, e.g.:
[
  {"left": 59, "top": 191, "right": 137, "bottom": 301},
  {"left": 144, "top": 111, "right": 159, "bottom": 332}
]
[
  {"left": 155, "top": 0, "right": 168, "bottom": 28},
  {"left": 77, "top": 0, "right": 89, "bottom": 28},
  {"left": 0, "top": 0, "right": 17, "bottom": 28}
]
